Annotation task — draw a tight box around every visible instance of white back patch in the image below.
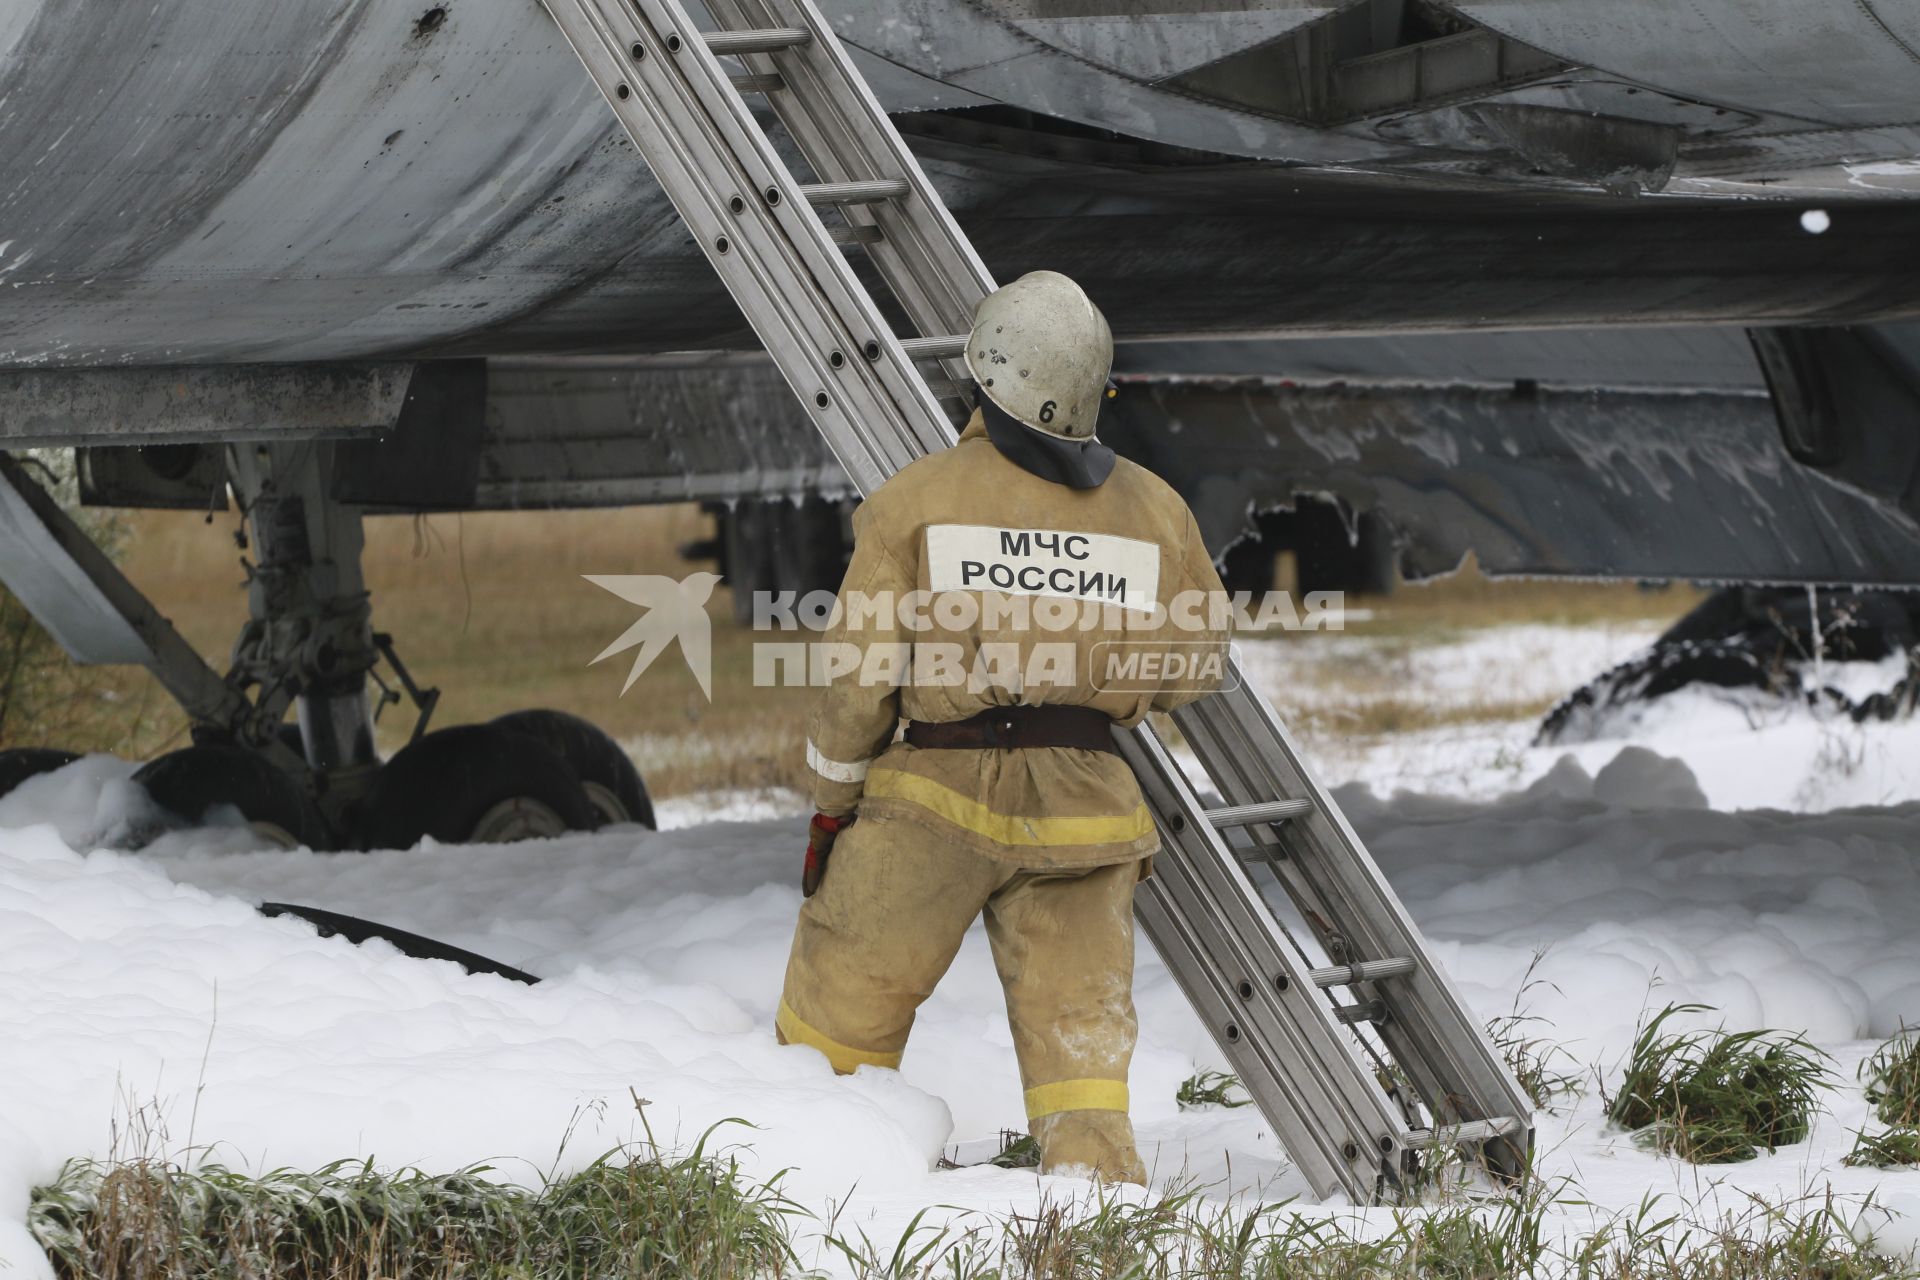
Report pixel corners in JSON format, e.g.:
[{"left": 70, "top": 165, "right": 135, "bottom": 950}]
[{"left": 925, "top": 524, "right": 1160, "bottom": 611}]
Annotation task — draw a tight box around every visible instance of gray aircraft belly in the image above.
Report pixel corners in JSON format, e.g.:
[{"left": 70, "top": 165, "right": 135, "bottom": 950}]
[
  {"left": 0, "top": 0, "right": 656, "bottom": 365},
  {"left": 1454, "top": 0, "right": 1920, "bottom": 127},
  {"left": 3, "top": 0, "right": 1920, "bottom": 370}
]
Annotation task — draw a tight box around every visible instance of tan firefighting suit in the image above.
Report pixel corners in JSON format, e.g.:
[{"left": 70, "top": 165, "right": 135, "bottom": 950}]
[{"left": 777, "top": 410, "right": 1228, "bottom": 1182}]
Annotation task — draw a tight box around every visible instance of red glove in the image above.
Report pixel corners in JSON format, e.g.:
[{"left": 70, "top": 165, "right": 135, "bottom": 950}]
[{"left": 803, "top": 813, "right": 852, "bottom": 898}]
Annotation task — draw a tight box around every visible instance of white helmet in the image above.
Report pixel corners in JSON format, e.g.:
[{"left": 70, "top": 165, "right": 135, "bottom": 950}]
[{"left": 964, "top": 270, "right": 1113, "bottom": 440}]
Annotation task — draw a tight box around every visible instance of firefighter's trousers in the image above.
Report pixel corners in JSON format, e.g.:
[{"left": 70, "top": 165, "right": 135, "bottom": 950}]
[{"left": 777, "top": 809, "right": 1147, "bottom": 1184}]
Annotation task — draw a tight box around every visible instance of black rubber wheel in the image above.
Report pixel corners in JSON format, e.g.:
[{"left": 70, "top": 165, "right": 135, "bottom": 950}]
[
  {"left": 491, "top": 708, "right": 655, "bottom": 829},
  {"left": 358, "top": 724, "right": 599, "bottom": 850},
  {"left": 0, "top": 747, "right": 80, "bottom": 800},
  {"left": 134, "top": 745, "right": 328, "bottom": 849}
]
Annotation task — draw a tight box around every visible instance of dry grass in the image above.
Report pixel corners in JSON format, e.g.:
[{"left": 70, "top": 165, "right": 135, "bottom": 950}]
[
  {"left": 824, "top": 1179, "right": 1909, "bottom": 1280},
  {"left": 47, "top": 505, "right": 817, "bottom": 795},
  {"left": 33, "top": 1151, "right": 1911, "bottom": 1280},
  {"left": 1252, "top": 545, "right": 1704, "bottom": 638},
  {"left": 25, "top": 510, "right": 1699, "bottom": 799},
  {"left": 31, "top": 1140, "right": 803, "bottom": 1280},
  {"left": 1245, "top": 553, "right": 1701, "bottom": 740},
  {"left": 1343, "top": 556, "right": 1704, "bottom": 638},
  {"left": 1279, "top": 687, "right": 1550, "bottom": 740},
  {"left": 25, "top": 1090, "right": 1909, "bottom": 1280},
  {"left": 1483, "top": 952, "right": 1584, "bottom": 1112}
]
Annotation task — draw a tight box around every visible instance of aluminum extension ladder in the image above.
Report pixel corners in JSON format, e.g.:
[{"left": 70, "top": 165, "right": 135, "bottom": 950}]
[{"left": 547, "top": 0, "right": 1534, "bottom": 1202}]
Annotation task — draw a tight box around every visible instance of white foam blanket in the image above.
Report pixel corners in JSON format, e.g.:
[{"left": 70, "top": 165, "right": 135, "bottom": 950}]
[{"left": 4, "top": 665, "right": 1920, "bottom": 1272}]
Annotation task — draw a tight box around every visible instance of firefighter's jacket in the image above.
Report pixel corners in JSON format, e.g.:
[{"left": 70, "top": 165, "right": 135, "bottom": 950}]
[{"left": 804, "top": 411, "right": 1229, "bottom": 868}]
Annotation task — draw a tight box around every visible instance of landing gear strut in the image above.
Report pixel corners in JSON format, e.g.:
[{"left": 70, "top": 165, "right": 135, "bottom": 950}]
[
  {"left": 224, "top": 441, "right": 384, "bottom": 835},
  {"left": 0, "top": 444, "right": 653, "bottom": 848}
]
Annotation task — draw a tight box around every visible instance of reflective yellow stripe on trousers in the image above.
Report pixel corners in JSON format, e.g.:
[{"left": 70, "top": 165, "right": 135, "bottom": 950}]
[
  {"left": 776, "top": 1000, "right": 904, "bottom": 1073},
  {"left": 1025, "top": 1078, "right": 1130, "bottom": 1120},
  {"left": 864, "top": 770, "right": 1154, "bottom": 847}
]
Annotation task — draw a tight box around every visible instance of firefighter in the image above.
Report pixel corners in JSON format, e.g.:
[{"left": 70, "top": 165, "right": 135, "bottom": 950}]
[{"left": 775, "top": 270, "right": 1228, "bottom": 1183}]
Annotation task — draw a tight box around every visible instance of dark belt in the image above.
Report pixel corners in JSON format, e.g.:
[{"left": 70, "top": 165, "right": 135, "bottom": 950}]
[{"left": 904, "top": 704, "right": 1119, "bottom": 755}]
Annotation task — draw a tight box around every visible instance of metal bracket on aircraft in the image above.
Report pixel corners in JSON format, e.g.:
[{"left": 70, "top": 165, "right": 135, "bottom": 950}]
[
  {"left": 0, "top": 452, "right": 258, "bottom": 729},
  {"left": 0, "top": 364, "right": 413, "bottom": 450}
]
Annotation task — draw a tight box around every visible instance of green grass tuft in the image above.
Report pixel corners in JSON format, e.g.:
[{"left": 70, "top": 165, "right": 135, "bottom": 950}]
[
  {"left": 1176, "top": 1070, "right": 1252, "bottom": 1112},
  {"left": 28, "top": 1126, "right": 803, "bottom": 1279},
  {"left": 32, "top": 1139, "right": 1911, "bottom": 1280},
  {"left": 830, "top": 1178, "right": 1905, "bottom": 1280},
  {"left": 988, "top": 1131, "right": 1041, "bottom": 1170},
  {"left": 1862, "top": 1028, "right": 1920, "bottom": 1128},
  {"left": 1605, "top": 1003, "right": 1834, "bottom": 1163},
  {"left": 1846, "top": 1030, "right": 1920, "bottom": 1171},
  {"left": 1487, "top": 952, "right": 1582, "bottom": 1111},
  {"left": 1843, "top": 1127, "right": 1920, "bottom": 1169},
  {"left": 1487, "top": 1009, "right": 1581, "bottom": 1111}
]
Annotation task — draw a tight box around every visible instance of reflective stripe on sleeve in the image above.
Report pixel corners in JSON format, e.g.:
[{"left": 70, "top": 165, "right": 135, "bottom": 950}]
[
  {"left": 806, "top": 740, "right": 870, "bottom": 784},
  {"left": 1025, "top": 1078, "right": 1130, "bottom": 1120}
]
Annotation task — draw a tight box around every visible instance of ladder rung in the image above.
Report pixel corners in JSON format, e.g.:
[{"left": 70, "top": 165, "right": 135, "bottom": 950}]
[
  {"left": 1333, "top": 999, "right": 1386, "bottom": 1026},
  {"left": 800, "top": 179, "right": 910, "bottom": 206},
  {"left": 1309, "top": 956, "right": 1416, "bottom": 988},
  {"left": 1206, "top": 798, "right": 1315, "bottom": 828},
  {"left": 704, "top": 27, "right": 811, "bottom": 54},
  {"left": 899, "top": 335, "right": 968, "bottom": 360},
  {"left": 728, "top": 72, "right": 786, "bottom": 93},
  {"left": 1404, "top": 1116, "right": 1526, "bottom": 1149},
  {"left": 830, "top": 224, "right": 883, "bottom": 247}
]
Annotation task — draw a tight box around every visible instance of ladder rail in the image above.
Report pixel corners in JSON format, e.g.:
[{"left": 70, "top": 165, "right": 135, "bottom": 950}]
[
  {"left": 1122, "top": 723, "right": 1419, "bottom": 1195},
  {"left": 1174, "top": 672, "right": 1537, "bottom": 1179},
  {"left": 1135, "top": 890, "right": 1398, "bottom": 1194},
  {"left": 704, "top": 0, "right": 990, "bottom": 395},
  {"left": 665, "top": 0, "right": 966, "bottom": 458},
  {"left": 550, "top": 0, "right": 950, "bottom": 494}
]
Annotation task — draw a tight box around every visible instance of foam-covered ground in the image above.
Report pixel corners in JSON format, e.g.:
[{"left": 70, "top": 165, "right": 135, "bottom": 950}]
[
  {"left": 1248, "top": 620, "right": 1920, "bottom": 811},
  {"left": 4, "top": 623, "right": 1920, "bottom": 1274}
]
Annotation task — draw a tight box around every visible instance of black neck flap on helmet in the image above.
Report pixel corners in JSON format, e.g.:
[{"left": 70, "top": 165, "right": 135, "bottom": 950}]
[{"left": 978, "top": 389, "right": 1116, "bottom": 490}]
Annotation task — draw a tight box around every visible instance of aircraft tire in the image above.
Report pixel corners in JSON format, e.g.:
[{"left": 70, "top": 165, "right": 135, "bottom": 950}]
[
  {"left": 0, "top": 747, "right": 80, "bottom": 799},
  {"left": 358, "top": 724, "right": 598, "bottom": 850},
  {"left": 491, "top": 708, "right": 655, "bottom": 829},
  {"left": 135, "top": 745, "right": 328, "bottom": 850}
]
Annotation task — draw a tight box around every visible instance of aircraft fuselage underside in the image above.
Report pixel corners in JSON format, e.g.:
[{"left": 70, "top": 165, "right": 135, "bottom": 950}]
[{"left": 29, "top": 321, "right": 1920, "bottom": 591}]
